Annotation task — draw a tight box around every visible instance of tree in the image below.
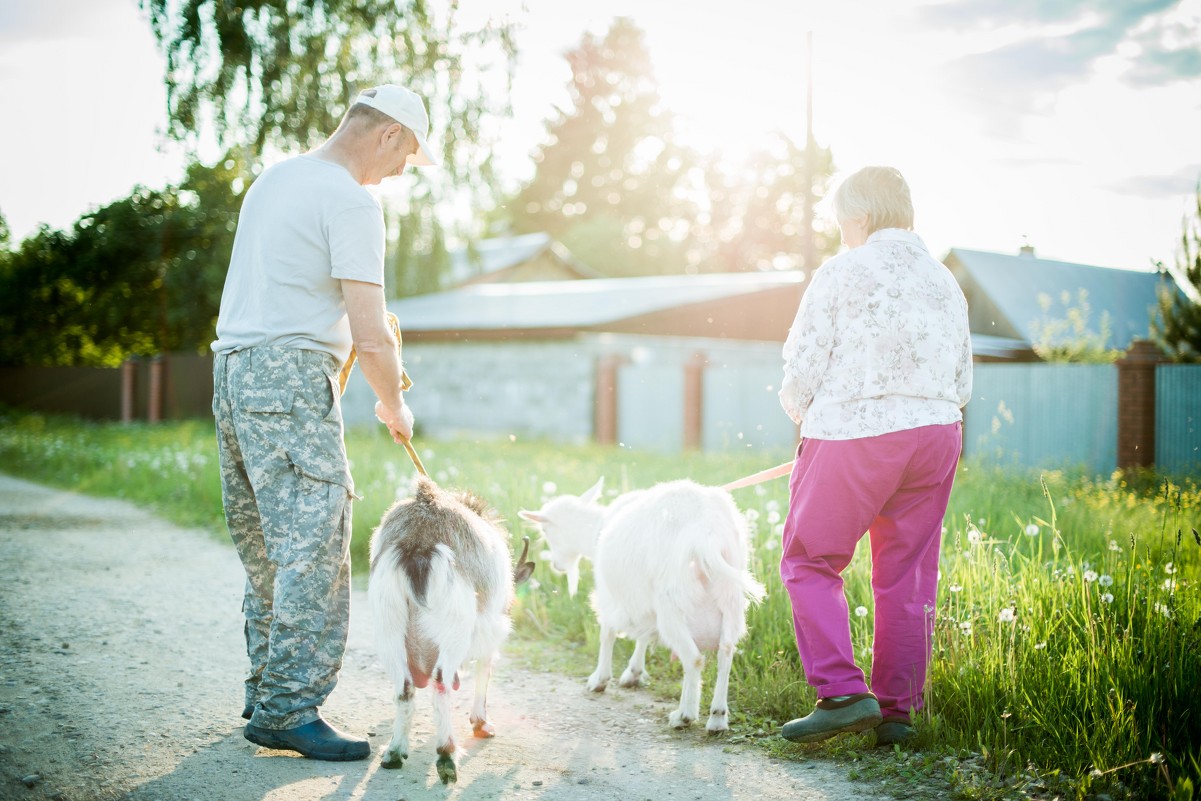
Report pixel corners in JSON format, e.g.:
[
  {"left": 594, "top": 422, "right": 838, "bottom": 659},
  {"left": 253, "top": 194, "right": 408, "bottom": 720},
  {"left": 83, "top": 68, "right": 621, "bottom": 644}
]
[
  {"left": 140, "top": 0, "right": 519, "bottom": 295},
  {"left": 507, "top": 17, "right": 838, "bottom": 277},
  {"left": 695, "top": 134, "right": 839, "bottom": 274},
  {"left": 0, "top": 156, "right": 251, "bottom": 367},
  {"left": 508, "top": 18, "right": 698, "bottom": 276},
  {"left": 1151, "top": 182, "right": 1201, "bottom": 362},
  {"left": 1029, "top": 288, "right": 1122, "bottom": 363}
]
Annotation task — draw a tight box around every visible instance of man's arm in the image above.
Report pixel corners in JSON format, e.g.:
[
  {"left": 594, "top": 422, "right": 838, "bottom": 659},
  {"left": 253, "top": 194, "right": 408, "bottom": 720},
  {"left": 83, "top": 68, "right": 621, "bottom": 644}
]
[{"left": 342, "top": 279, "right": 413, "bottom": 442}]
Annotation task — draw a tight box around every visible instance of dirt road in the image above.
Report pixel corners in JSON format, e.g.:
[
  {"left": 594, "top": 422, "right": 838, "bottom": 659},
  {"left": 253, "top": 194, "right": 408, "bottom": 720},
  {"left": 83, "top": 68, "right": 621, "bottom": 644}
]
[{"left": 0, "top": 473, "right": 889, "bottom": 801}]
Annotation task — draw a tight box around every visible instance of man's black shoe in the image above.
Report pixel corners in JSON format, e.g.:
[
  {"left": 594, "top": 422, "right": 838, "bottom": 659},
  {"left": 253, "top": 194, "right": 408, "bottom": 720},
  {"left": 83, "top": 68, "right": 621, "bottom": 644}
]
[
  {"left": 242, "top": 704, "right": 254, "bottom": 720},
  {"left": 244, "top": 718, "right": 370, "bottom": 761}
]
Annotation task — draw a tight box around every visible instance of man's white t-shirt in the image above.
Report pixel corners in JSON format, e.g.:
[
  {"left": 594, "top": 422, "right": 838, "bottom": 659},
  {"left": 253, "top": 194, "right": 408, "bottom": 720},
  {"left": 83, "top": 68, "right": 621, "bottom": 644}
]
[{"left": 211, "top": 155, "right": 385, "bottom": 367}]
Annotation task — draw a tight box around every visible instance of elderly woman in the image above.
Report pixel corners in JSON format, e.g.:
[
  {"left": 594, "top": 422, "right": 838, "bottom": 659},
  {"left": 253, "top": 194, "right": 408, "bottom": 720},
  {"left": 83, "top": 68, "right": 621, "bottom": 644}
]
[{"left": 777, "top": 166, "right": 972, "bottom": 746}]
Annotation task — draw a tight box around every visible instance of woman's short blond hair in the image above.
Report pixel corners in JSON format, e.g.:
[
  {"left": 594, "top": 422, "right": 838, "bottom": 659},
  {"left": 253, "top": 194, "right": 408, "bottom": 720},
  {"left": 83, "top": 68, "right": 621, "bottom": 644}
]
[{"left": 830, "top": 166, "right": 914, "bottom": 234}]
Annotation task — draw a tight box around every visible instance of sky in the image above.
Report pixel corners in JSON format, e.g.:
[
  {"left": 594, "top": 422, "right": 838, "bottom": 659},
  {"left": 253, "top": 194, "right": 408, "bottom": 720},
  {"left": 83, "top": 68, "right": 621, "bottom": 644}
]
[{"left": 1, "top": 0, "right": 1200, "bottom": 273}]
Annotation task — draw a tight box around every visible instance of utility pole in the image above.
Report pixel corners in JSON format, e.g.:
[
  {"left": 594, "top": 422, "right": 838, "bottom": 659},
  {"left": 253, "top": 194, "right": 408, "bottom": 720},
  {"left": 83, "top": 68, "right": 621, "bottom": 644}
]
[{"left": 802, "top": 30, "right": 817, "bottom": 276}]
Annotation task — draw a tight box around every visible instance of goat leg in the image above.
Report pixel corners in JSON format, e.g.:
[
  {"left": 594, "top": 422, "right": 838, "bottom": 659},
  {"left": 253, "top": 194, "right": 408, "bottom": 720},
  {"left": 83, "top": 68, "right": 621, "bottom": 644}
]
[
  {"left": 470, "top": 654, "right": 497, "bottom": 738},
  {"left": 618, "top": 638, "right": 651, "bottom": 687},
  {"left": 586, "top": 624, "right": 617, "bottom": 692},
  {"left": 381, "top": 679, "right": 415, "bottom": 769}
]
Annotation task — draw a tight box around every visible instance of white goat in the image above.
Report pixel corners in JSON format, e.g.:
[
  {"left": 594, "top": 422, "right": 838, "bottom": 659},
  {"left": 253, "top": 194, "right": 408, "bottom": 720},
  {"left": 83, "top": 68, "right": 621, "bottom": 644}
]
[
  {"left": 519, "top": 477, "right": 764, "bottom": 732},
  {"left": 369, "top": 476, "right": 534, "bottom": 784}
]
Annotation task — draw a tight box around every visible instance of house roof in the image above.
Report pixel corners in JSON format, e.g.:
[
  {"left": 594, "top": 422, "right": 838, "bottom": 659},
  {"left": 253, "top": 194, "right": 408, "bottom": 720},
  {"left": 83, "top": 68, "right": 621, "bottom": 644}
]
[
  {"left": 945, "top": 248, "right": 1173, "bottom": 351},
  {"left": 389, "top": 271, "right": 805, "bottom": 336},
  {"left": 446, "top": 232, "right": 599, "bottom": 285}
]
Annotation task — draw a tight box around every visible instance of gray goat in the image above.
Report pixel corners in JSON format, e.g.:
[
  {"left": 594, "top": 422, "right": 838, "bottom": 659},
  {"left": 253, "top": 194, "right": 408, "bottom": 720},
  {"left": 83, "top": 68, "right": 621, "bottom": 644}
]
[{"left": 369, "top": 476, "right": 534, "bottom": 784}]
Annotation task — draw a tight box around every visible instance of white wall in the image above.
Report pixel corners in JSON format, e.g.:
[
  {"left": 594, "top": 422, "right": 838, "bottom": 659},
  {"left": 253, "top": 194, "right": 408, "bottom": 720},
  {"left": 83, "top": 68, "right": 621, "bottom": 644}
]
[{"left": 340, "top": 333, "right": 796, "bottom": 453}]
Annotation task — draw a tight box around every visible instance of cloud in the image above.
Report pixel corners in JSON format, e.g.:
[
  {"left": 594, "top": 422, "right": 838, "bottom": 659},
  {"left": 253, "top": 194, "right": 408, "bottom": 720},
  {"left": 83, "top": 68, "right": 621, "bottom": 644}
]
[
  {"left": 0, "top": 0, "right": 114, "bottom": 43},
  {"left": 1108, "top": 164, "right": 1201, "bottom": 198},
  {"left": 1127, "top": 19, "right": 1201, "bottom": 86},
  {"left": 923, "top": 0, "right": 1189, "bottom": 132}
]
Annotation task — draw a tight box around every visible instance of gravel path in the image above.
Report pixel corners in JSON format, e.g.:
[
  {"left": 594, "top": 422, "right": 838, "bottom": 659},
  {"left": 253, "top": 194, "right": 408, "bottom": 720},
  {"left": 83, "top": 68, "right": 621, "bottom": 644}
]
[{"left": 0, "top": 473, "right": 890, "bottom": 801}]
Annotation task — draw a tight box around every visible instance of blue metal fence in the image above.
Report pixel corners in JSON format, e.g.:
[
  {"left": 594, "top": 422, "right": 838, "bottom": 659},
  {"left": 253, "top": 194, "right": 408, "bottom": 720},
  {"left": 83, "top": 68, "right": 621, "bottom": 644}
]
[
  {"left": 1156, "top": 365, "right": 1201, "bottom": 475},
  {"left": 964, "top": 364, "right": 1118, "bottom": 473}
]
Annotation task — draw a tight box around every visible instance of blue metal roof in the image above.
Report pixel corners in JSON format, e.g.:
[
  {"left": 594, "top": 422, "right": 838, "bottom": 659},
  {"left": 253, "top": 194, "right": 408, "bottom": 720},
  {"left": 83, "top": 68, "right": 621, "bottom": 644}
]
[
  {"left": 388, "top": 271, "right": 805, "bottom": 332},
  {"left": 946, "top": 248, "right": 1174, "bottom": 350}
]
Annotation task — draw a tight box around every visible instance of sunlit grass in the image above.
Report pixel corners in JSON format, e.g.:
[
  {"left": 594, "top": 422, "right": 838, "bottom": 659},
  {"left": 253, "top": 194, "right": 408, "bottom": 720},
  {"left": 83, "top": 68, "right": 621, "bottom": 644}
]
[{"left": 2, "top": 409, "right": 1197, "bottom": 800}]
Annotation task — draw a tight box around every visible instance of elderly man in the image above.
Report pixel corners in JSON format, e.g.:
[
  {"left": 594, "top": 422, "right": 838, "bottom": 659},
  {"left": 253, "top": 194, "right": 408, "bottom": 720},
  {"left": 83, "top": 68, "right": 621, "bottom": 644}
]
[{"left": 211, "top": 84, "right": 437, "bottom": 761}]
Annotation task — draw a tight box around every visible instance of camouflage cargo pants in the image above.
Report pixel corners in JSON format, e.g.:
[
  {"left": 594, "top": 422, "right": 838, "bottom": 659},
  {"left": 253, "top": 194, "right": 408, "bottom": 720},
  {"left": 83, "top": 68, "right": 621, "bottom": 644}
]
[{"left": 212, "top": 347, "right": 357, "bottom": 730}]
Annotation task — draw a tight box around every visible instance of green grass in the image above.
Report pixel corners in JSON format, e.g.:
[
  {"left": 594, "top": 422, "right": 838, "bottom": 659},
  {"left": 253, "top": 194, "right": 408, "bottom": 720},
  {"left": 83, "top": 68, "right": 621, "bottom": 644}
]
[{"left": 2, "top": 408, "right": 1197, "bottom": 800}]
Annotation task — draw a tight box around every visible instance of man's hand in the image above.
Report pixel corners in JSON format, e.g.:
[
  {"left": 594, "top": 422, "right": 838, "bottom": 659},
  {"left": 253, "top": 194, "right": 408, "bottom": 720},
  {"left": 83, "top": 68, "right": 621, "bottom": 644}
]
[{"left": 375, "top": 400, "right": 414, "bottom": 444}]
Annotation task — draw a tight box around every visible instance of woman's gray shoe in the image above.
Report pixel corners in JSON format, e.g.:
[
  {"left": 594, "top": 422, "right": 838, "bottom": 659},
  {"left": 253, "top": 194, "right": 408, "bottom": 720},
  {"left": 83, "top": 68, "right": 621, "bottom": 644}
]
[
  {"left": 874, "top": 719, "right": 916, "bottom": 747},
  {"left": 781, "top": 693, "right": 883, "bottom": 743},
  {"left": 244, "top": 718, "right": 370, "bottom": 761}
]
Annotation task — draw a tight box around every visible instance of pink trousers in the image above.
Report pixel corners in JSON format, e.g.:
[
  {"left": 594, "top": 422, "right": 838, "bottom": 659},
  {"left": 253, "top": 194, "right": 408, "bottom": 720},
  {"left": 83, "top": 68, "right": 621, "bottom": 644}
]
[{"left": 779, "top": 423, "right": 961, "bottom": 722}]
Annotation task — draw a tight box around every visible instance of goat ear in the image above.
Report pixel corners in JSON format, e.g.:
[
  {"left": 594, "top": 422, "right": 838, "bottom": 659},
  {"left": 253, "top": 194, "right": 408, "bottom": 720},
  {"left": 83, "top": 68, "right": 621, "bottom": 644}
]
[
  {"left": 513, "top": 536, "right": 536, "bottom": 585},
  {"left": 579, "top": 476, "right": 604, "bottom": 505},
  {"left": 518, "top": 509, "right": 545, "bottom": 524}
]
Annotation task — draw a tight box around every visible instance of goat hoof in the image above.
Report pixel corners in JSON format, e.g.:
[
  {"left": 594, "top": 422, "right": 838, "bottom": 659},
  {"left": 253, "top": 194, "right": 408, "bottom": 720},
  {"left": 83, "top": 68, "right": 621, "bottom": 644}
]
[
  {"left": 380, "top": 749, "right": 407, "bottom": 770},
  {"left": 669, "top": 710, "right": 694, "bottom": 729},
  {"left": 618, "top": 670, "right": 647, "bottom": 688},
  {"left": 472, "top": 720, "right": 496, "bottom": 738},
  {"left": 586, "top": 675, "right": 609, "bottom": 693},
  {"left": 706, "top": 711, "right": 729, "bottom": 734},
  {"left": 436, "top": 753, "right": 458, "bottom": 784}
]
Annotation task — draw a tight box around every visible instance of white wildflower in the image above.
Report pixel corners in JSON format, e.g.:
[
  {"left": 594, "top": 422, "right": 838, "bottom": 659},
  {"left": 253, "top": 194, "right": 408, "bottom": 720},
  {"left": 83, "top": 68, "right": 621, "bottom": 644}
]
[
  {"left": 1084, "top": 570, "right": 1099, "bottom": 583},
  {"left": 1034, "top": 642, "right": 1047, "bottom": 650},
  {"left": 949, "top": 584, "right": 963, "bottom": 593},
  {"left": 1109, "top": 539, "right": 1122, "bottom": 552},
  {"left": 959, "top": 621, "right": 973, "bottom": 635},
  {"left": 1154, "top": 602, "right": 1172, "bottom": 618},
  {"left": 1025, "top": 524, "right": 1040, "bottom": 537},
  {"left": 854, "top": 606, "right": 868, "bottom": 618},
  {"left": 1165, "top": 562, "right": 1177, "bottom": 575},
  {"left": 998, "top": 608, "right": 1016, "bottom": 623}
]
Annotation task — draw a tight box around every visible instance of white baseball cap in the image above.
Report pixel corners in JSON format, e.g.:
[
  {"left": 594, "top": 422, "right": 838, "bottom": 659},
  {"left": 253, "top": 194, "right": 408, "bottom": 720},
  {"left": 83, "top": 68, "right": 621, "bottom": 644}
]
[{"left": 354, "top": 84, "right": 439, "bottom": 167}]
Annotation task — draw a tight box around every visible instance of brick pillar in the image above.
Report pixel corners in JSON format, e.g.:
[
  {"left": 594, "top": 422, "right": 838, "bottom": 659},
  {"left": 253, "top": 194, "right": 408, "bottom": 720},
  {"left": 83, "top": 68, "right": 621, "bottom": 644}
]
[
  {"left": 682, "top": 352, "right": 707, "bottom": 450},
  {"left": 1116, "top": 339, "right": 1166, "bottom": 470},
  {"left": 147, "top": 356, "right": 164, "bottom": 423},
  {"left": 595, "top": 355, "right": 621, "bottom": 446},
  {"left": 120, "top": 360, "right": 136, "bottom": 423}
]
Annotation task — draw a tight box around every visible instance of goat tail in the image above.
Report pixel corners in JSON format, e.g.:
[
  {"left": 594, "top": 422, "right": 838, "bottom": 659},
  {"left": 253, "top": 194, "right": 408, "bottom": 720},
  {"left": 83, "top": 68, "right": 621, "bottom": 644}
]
[{"left": 695, "top": 537, "right": 767, "bottom": 607}]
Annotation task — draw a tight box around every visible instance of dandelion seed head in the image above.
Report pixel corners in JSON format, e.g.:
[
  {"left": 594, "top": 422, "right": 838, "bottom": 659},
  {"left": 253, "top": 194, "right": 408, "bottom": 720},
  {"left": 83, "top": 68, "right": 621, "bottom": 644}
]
[
  {"left": 744, "top": 509, "right": 760, "bottom": 522},
  {"left": 998, "top": 608, "right": 1016, "bottom": 623},
  {"left": 1034, "top": 642, "right": 1047, "bottom": 650},
  {"left": 1025, "top": 523, "right": 1040, "bottom": 537},
  {"left": 767, "top": 510, "right": 781, "bottom": 525},
  {"left": 1150, "top": 752, "right": 1165, "bottom": 765},
  {"left": 542, "top": 481, "right": 557, "bottom": 495},
  {"left": 1099, "top": 574, "right": 1113, "bottom": 587},
  {"left": 967, "top": 529, "right": 982, "bottom": 545},
  {"left": 766, "top": 499, "right": 781, "bottom": 512},
  {"left": 1154, "top": 602, "right": 1172, "bottom": 618},
  {"left": 854, "top": 606, "right": 868, "bottom": 618},
  {"left": 959, "top": 621, "right": 973, "bottom": 634},
  {"left": 1100, "top": 593, "right": 1114, "bottom": 604},
  {"left": 1084, "top": 570, "right": 1099, "bottom": 583},
  {"left": 949, "top": 584, "right": 963, "bottom": 593},
  {"left": 1090, "top": 769, "right": 1104, "bottom": 778}
]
